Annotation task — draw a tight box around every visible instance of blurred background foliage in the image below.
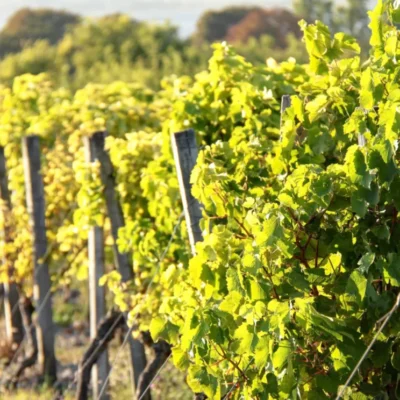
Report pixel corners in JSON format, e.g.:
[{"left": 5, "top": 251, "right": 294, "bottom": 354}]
[{"left": 0, "top": 0, "right": 371, "bottom": 90}]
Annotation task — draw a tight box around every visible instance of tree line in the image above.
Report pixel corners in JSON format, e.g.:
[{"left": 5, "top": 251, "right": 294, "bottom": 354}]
[{"left": 0, "top": 0, "right": 371, "bottom": 90}]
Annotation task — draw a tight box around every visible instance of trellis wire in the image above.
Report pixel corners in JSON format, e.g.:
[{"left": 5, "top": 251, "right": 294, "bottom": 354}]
[
  {"left": 335, "top": 292, "right": 400, "bottom": 400},
  {"left": 0, "top": 244, "right": 86, "bottom": 389},
  {"left": 62, "top": 312, "right": 124, "bottom": 396},
  {"left": 0, "top": 288, "right": 52, "bottom": 387},
  {"left": 95, "top": 212, "right": 184, "bottom": 400},
  {"left": 1, "top": 205, "right": 78, "bottom": 375},
  {"left": 138, "top": 353, "right": 172, "bottom": 400},
  {"left": 222, "top": 358, "right": 253, "bottom": 400}
]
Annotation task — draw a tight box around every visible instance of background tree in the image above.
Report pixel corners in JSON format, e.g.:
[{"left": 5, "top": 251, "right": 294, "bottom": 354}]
[
  {"left": 55, "top": 14, "right": 188, "bottom": 88},
  {"left": 192, "top": 6, "right": 260, "bottom": 44},
  {"left": 293, "top": 0, "right": 335, "bottom": 27},
  {"left": 293, "top": 0, "right": 371, "bottom": 53},
  {"left": 338, "top": 0, "right": 370, "bottom": 52},
  {"left": 0, "top": 8, "right": 80, "bottom": 58},
  {"left": 0, "top": 41, "right": 56, "bottom": 85},
  {"left": 226, "top": 8, "right": 301, "bottom": 48},
  {"left": 0, "top": 7, "right": 308, "bottom": 89}
]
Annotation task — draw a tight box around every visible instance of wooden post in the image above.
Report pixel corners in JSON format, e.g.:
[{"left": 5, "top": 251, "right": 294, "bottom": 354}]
[
  {"left": 0, "top": 147, "right": 24, "bottom": 346},
  {"left": 280, "top": 95, "right": 292, "bottom": 144},
  {"left": 171, "top": 129, "right": 203, "bottom": 255},
  {"left": 88, "top": 132, "right": 148, "bottom": 398},
  {"left": 280, "top": 95, "right": 292, "bottom": 127},
  {"left": 172, "top": 129, "right": 206, "bottom": 400},
  {"left": 358, "top": 134, "right": 366, "bottom": 147},
  {"left": 22, "top": 135, "right": 56, "bottom": 383},
  {"left": 84, "top": 138, "right": 110, "bottom": 400}
]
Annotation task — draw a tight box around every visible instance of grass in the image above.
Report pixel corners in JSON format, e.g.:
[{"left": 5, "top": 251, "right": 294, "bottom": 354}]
[
  {"left": 0, "top": 286, "right": 193, "bottom": 399},
  {"left": 4, "top": 358, "right": 193, "bottom": 399},
  {"left": 5, "top": 387, "right": 74, "bottom": 400}
]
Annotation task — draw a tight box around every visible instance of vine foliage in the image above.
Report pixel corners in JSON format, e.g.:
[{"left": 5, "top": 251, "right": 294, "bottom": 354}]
[{"left": 1, "top": 1, "right": 400, "bottom": 399}]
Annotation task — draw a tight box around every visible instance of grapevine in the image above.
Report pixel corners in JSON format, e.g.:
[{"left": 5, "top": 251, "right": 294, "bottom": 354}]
[{"left": 1, "top": 2, "right": 400, "bottom": 399}]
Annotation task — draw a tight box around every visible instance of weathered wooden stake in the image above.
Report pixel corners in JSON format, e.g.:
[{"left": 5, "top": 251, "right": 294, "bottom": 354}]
[
  {"left": 89, "top": 131, "right": 148, "bottom": 399},
  {"left": 280, "top": 95, "right": 292, "bottom": 128},
  {"left": 280, "top": 95, "right": 292, "bottom": 145},
  {"left": 84, "top": 137, "right": 110, "bottom": 400},
  {"left": 172, "top": 129, "right": 206, "bottom": 400},
  {"left": 22, "top": 135, "right": 56, "bottom": 383},
  {"left": 0, "top": 147, "right": 24, "bottom": 346},
  {"left": 171, "top": 129, "right": 203, "bottom": 255}
]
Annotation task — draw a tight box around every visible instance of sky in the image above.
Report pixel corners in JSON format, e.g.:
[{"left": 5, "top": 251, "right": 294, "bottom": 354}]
[{"left": 0, "top": 0, "right": 375, "bottom": 37}]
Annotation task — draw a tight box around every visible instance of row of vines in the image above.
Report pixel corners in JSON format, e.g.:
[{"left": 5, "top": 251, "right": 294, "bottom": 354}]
[{"left": 2, "top": 1, "right": 400, "bottom": 398}]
